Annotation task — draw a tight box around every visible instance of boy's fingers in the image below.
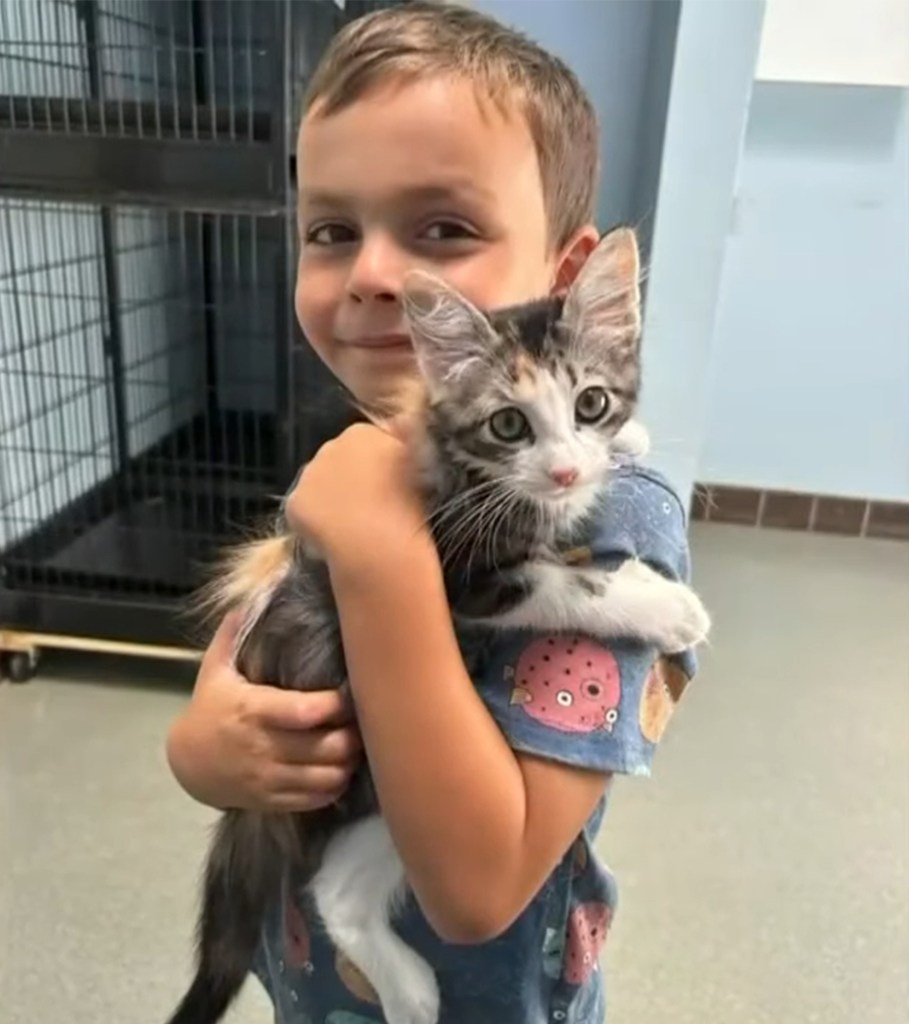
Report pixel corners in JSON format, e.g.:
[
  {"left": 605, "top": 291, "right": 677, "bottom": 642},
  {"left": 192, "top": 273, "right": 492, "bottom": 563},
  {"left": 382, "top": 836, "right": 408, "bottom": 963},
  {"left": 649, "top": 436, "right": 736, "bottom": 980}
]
[
  {"left": 267, "top": 763, "right": 355, "bottom": 800},
  {"left": 273, "top": 725, "right": 362, "bottom": 768},
  {"left": 314, "top": 687, "right": 356, "bottom": 727},
  {"left": 268, "top": 788, "right": 349, "bottom": 814},
  {"left": 251, "top": 684, "right": 354, "bottom": 732}
]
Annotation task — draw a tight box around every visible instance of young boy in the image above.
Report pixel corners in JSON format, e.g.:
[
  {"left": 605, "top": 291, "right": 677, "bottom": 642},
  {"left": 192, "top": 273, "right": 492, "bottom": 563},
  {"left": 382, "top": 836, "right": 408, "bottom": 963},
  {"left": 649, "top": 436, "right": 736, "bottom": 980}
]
[{"left": 166, "top": 3, "right": 698, "bottom": 1022}]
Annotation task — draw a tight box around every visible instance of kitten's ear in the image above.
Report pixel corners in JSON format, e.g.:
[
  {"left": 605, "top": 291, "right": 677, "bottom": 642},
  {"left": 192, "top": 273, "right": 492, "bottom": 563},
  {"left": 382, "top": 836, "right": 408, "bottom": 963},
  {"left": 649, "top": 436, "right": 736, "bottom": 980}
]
[
  {"left": 563, "top": 227, "right": 641, "bottom": 355},
  {"left": 402, "top": 271, "right": 497, "bottom": 392}
]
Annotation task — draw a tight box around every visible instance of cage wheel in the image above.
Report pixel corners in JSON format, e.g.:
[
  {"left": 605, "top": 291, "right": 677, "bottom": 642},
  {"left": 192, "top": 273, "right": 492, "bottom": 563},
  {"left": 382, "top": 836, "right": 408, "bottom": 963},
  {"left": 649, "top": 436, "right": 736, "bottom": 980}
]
[{"left": 4, "top": 650, "right": 39, "bottom": 684}]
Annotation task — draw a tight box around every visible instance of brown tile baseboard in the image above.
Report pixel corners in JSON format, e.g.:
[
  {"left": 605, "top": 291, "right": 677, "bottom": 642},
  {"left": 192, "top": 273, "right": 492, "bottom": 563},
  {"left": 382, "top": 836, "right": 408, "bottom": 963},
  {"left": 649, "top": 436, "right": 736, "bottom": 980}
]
[{"left": 691, "top": 485, "right": 909, "bottom": 541}]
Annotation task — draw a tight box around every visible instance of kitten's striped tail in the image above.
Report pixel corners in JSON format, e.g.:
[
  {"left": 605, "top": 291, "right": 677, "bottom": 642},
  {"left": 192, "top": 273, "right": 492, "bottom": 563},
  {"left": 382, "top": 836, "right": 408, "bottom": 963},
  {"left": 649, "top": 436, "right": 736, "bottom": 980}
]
[
  {"left": 168, "top": 535, "right": 300, "bottom": 1024},
  {"left": 165, "top": 811, "right": 295, "bottom": 1024}
]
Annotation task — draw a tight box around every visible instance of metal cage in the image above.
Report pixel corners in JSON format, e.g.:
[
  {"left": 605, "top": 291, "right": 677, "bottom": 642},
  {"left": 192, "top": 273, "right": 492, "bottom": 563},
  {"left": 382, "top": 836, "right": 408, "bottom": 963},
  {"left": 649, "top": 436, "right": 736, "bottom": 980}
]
[{"left": 0, "top": 0, "right": 384, "bottom": 659}]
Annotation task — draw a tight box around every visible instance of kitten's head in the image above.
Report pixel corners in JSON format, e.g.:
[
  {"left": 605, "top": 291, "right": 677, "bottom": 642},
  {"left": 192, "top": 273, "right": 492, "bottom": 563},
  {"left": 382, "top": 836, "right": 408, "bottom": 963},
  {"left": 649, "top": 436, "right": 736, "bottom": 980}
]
[{"left": 402, "top": 227, "right": 642, "bottom": 531}]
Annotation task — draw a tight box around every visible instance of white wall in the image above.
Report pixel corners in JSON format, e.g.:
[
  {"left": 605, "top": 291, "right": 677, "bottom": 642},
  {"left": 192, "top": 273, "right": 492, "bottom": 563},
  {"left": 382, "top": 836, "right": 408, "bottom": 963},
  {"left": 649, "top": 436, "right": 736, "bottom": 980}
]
[{"left": 756, "top": 0, "right": 909, "bottom": 88}]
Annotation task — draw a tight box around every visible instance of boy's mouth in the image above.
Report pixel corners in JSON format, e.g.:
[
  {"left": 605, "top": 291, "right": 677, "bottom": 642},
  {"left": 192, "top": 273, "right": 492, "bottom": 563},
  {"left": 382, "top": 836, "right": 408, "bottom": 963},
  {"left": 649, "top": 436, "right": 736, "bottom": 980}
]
[{"left": 347, "top": 333, "right": 412, "bottom": 352}]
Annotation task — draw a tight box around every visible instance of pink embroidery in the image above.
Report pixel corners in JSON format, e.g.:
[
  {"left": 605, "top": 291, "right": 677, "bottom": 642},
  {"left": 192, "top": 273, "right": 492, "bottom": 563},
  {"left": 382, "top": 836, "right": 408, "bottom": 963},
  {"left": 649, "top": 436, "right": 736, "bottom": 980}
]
[
  {"left": 510, "top": 636, "right": 621, "bottom": 734},
  {"left": 563, "top": 902, "right": 612, "bottom": 985}
]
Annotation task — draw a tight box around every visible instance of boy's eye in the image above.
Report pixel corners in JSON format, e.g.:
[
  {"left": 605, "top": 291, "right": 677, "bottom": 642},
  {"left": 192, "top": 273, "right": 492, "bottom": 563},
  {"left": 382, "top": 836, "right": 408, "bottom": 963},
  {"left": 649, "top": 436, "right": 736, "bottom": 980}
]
[
  {"left": 489, "top": 407, "right": 532, "bottom": 443},
  {"left": 305, "top": 222, "right": 357, "bottom": 246},
  {"left": 575, "top": 386, "right": 610, "bottom": 424},
  {"left": 421, "top": 220, "right": 478, "bottom": 242}
]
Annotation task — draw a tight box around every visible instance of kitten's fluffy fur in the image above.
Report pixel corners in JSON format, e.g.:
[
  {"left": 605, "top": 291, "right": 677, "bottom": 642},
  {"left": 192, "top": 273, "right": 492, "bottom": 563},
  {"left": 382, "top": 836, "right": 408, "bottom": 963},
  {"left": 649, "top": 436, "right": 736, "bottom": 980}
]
[{"left": 166, "top": 229, "right": 710, "bottom": 1024}]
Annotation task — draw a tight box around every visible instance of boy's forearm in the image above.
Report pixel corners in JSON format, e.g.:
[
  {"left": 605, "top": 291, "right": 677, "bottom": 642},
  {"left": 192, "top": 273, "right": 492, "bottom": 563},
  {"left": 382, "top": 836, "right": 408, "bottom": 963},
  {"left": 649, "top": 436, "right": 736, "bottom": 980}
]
[{"left": 328, "top": 535, "right": 529, "bottom": 943}]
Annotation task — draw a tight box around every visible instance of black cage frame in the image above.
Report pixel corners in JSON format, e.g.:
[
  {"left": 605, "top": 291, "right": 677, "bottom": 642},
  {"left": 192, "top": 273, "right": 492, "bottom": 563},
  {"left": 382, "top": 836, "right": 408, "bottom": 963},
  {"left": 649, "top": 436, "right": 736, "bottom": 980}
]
[{"left": 0, "top": 0, "right": 388, "bottom": 651}]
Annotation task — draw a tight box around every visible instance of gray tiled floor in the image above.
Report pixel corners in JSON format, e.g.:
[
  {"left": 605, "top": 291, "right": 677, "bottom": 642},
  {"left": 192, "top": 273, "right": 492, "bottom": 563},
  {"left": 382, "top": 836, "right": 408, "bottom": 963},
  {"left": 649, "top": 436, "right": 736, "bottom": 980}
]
[{"left": 2, "top": 524, "right": 907, "bottom": 1024}]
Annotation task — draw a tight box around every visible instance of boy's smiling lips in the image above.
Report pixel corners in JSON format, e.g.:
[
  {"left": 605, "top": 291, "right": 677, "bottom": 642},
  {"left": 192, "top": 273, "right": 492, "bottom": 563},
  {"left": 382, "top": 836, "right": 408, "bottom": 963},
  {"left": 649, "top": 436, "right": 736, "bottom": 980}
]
[{"left": 344, "top": 333, "right": 413, "bottom": 352}]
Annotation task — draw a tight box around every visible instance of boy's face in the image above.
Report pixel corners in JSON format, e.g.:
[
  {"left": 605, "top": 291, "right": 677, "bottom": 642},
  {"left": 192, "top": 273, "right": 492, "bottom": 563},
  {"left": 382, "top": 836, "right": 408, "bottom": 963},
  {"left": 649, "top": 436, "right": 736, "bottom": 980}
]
[{"left": 295, "top": 76, "right": 596, "bottom": 405}]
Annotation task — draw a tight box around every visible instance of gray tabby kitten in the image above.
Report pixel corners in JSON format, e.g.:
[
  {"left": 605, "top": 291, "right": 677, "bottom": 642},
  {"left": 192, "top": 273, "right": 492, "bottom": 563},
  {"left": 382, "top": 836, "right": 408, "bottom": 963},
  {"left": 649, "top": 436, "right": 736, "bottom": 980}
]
[{"left": 165, "top": 227, "right": 710, "bottom": 1024}]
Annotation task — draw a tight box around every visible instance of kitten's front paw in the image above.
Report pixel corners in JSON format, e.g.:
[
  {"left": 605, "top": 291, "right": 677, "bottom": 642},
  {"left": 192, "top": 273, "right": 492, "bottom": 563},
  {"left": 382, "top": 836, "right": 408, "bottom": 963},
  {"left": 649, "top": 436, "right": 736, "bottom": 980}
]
[
  {"left": 654, "top": 583, "right": 711, "bottom": 653},
  {"left": 377, "top": 950, "right": 440, "bottom": 1024},
  {"left": 613, "top": 560, "right": 711, "bottom": 653}
]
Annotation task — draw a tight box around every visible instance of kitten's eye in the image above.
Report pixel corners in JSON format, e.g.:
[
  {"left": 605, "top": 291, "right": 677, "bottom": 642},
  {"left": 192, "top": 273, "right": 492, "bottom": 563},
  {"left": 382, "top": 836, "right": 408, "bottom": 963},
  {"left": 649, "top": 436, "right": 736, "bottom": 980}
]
[
  {"left": 575, "top": 386, "right": 610, "bottom": 424},
  {"left": 489, "top": 407, "right": 531, "bottom": 443}
]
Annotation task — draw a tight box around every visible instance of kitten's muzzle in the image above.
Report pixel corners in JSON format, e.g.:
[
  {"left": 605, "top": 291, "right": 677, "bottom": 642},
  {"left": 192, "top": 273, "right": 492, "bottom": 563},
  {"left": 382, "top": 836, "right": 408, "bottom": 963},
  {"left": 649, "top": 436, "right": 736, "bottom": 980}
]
[{"left": 549, "top": 467, "right": 579, "bottom": 488}]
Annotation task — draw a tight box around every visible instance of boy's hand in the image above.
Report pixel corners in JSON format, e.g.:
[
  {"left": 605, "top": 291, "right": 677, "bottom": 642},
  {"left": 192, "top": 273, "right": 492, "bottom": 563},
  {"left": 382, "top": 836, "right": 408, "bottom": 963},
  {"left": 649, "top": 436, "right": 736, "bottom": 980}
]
[
  {"left": 284, "top": 422, "right": 428, "bottom": 567},
  {"left": 166, "top": 614, "right": 362, "bottom": 813}
]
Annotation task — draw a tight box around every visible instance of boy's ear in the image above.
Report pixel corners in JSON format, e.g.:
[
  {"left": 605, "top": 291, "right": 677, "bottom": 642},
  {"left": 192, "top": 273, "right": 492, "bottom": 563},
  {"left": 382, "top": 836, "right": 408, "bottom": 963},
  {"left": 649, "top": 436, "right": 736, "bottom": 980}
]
[
  {"left": 551, "top": 224, "right": 600, "bottom": 296},
  {"left": 402, "top": 270, "right": 497, "bottom": 392}
]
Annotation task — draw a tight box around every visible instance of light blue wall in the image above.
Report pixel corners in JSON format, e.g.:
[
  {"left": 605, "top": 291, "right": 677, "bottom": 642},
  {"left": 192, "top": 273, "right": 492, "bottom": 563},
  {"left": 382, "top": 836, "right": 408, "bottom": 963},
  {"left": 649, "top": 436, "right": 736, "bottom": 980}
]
[
  {"left": 635, "top": 0, "right": 766, "bottom": 505},
  {"left": 473, "top": 0, "right": 671, "bottom": 241},
  {"left": 630, "top": 1, "right": 681, "bottom": 245},
  {"left": 700, "top": 84, "right": 909, "bottom": 502}
]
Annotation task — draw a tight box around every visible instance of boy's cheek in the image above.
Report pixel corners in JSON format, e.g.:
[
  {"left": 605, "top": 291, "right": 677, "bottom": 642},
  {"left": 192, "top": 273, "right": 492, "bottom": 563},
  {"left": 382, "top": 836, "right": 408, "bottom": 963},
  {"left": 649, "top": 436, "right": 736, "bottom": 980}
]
[{"left": 295, "top": 271, "right": 335, "bottom": 346}]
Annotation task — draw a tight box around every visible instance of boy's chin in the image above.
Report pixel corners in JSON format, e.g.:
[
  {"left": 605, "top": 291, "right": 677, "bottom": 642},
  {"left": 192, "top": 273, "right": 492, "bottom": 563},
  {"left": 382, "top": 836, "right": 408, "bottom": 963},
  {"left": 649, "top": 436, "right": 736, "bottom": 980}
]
[{"left": 343, "top": 362, "right": 420, "bottom": 411}]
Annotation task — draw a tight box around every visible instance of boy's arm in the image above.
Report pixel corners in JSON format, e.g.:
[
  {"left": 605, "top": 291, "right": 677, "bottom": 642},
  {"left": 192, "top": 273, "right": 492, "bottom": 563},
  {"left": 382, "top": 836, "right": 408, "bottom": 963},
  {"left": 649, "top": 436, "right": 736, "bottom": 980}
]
[
  {"left": 288, "top": 423, "right": 696, "bottom": 944},
  {"left": 329, "top": 533, "right": 609, "bottom": 944}
]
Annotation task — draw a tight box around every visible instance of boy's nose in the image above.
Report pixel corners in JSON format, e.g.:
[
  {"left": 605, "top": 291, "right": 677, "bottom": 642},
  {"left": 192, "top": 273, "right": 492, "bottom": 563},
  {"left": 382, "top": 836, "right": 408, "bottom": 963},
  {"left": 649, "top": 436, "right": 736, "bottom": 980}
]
[{"left": 347, "top": 235, "right": 405, "bottom": 305}]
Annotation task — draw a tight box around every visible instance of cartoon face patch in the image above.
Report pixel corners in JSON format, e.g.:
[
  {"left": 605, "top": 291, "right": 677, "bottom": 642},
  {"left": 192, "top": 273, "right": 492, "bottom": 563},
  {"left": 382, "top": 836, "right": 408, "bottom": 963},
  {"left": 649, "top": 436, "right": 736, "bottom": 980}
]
[
  {"left": 571, "top": 837, "right": 589, "bottom": 879},
  {"left": 638, "top": 656, "right": 689, "bottom": 743},
  {"left": 508, "top": 636, "right": 621, "bottom": 734}
]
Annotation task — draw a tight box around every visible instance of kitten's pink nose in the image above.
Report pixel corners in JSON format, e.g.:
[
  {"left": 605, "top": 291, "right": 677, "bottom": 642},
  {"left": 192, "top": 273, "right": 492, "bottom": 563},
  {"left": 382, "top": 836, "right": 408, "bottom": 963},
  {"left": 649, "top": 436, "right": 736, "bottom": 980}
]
[{"left": 549, "top": 467, "right": 579, "bottom": 488}]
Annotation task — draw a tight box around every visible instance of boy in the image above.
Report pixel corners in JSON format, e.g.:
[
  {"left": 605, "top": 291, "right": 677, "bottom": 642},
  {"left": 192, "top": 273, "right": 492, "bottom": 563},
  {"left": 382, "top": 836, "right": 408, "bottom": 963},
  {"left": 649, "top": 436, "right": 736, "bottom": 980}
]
[{"left": 167, "top": 3, "right": 697, "bottom": 1021}]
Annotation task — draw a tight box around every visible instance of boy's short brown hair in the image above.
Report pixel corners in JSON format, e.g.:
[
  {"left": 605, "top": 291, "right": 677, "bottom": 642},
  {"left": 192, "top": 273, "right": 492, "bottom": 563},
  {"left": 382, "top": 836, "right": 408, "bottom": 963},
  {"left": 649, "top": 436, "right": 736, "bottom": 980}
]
[{"left": 303, "top": 0, "right": 599, "bottom": 251}]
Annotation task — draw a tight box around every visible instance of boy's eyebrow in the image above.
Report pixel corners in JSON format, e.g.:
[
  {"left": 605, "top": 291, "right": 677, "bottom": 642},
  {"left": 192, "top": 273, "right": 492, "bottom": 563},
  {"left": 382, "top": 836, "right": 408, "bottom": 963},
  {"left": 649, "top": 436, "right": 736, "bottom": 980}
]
[{"left": 299, "top": 182, "right": 495, "bottom": 208}]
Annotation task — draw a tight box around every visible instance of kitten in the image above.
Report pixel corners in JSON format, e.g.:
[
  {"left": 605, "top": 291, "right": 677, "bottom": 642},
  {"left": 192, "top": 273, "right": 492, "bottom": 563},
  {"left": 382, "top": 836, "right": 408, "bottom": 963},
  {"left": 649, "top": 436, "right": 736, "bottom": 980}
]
[{"left": 165, "top": 228, "right": 710, "bottom": 1024}]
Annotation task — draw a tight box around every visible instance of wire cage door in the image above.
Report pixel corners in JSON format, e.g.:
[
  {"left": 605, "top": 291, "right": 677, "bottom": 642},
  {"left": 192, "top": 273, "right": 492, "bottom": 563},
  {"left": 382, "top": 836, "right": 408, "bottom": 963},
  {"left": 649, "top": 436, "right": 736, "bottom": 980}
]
[
  {"left": 0, "top": 0, "right": 351, "bottom": 656},
  {"left": 1, "top": 200, "right": 292, "bottom": 631}
]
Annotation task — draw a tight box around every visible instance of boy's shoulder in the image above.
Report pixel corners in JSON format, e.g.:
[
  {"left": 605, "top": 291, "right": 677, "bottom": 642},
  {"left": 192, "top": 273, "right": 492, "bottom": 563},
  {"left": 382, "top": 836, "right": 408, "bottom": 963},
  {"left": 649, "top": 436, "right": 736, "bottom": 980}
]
[
  {"left": 582, "top": 461, "right": 693, "bottom": 583},
  {"left": 605, "top": 460, "right": 687, "bottom": 508}
]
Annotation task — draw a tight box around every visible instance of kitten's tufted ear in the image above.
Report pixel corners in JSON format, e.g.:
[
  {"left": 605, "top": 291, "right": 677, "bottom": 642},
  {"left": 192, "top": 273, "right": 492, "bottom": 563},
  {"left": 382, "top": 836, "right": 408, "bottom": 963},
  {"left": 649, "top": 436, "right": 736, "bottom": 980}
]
[
  {"left": 563, "top": 227, "right": 641, "bottom": 357},
  {"left": 402, "top": 271, "right": 498, "bottom": 393}
]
